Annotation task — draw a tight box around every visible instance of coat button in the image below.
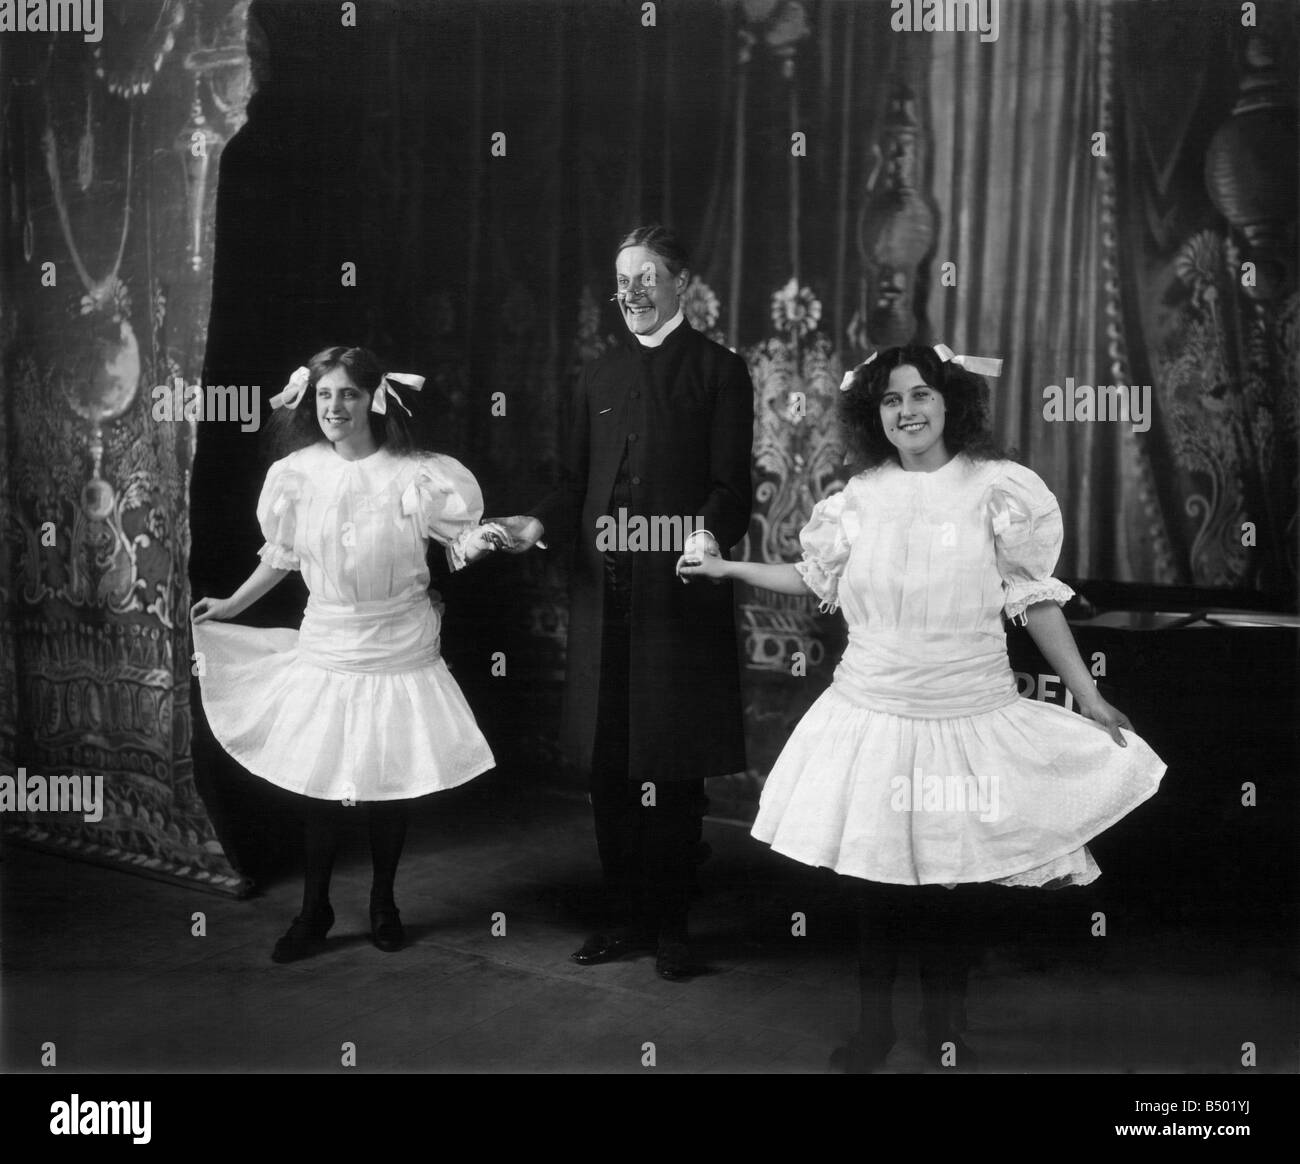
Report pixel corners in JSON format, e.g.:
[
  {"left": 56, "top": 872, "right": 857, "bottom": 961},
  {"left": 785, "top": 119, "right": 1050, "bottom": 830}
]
[
  {"left": 628, "top": 432, "right": 638, "bottom": 442},
  {"left": 631, "top": 476, "right": 642, "bottom": 486},
  {"left": 630, "top": 390, "right": 640, "bottom": 399}
]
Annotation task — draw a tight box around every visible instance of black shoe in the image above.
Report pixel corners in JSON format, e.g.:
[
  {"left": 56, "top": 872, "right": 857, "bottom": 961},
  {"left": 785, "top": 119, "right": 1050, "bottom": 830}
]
[
  {"left": 370, "top": 906, "right": 405, "bottom": 952},
  {"left": 271, "top": 906, "right": 334, "bottom": 964},
  {"left": 654, "top": 939, "right": 701, "bottom": 981},
  {"left": 570, "top": 929, "right": 656, "bottom": 966}
]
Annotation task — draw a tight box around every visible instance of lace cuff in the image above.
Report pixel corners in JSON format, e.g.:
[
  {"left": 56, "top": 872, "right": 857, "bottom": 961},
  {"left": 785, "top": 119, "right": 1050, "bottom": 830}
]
[
  {"left": 795, "top": 558, "right": 841, "bottom": 614},
  {"left": 1004, "top": 578, "right": 1075, "bottom": 626},
  {"left": 444, "top": 525, "right": 479, "bottom": 573},
  {"left": 257, "top": 542, "right": 300, "bottom": 571}
]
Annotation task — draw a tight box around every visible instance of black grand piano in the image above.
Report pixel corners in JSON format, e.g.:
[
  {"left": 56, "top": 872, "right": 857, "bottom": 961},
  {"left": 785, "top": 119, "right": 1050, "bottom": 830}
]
[{"left": 1005, "top": 581, "right": 1298, "bottom": 941}]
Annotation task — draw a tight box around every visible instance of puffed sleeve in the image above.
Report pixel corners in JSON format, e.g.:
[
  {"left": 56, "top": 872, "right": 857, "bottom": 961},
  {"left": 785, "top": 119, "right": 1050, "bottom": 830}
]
[
  {"left": 988, "top": 463, "right": 1076, "bottom": 625},
  {"left": 400, "top": 453, "right": 486, "bottom": 572},
  {"left": 795, "top": 488, "right": 855, "bottom": 614},
  {"left": 254, "top": 457, "right": 305, "bottom": 571}
]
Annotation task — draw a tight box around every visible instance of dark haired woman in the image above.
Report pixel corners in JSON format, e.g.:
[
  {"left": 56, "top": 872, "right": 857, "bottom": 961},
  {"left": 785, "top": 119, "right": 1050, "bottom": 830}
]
[
  {"left": 192, "top": 346, "right": 507, "bottom": 962},
  {"left": 679, "top": 343, "right": 1165, "bottom": 1070}
]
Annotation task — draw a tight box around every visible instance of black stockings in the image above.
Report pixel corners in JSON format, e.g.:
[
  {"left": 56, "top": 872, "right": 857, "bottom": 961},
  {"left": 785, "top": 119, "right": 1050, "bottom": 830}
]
[
  {"left": 299, "top": 798, "right": 410, "bottom": 919},
  {"left": 854, "top": 881, "right": 998, "bottom": 1059}
]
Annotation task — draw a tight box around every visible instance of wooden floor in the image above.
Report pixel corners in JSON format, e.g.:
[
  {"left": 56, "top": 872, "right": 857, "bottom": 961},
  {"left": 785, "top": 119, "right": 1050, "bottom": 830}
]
[{"left": 2, "top": 776, "right": 1294, "bottom": 1074}]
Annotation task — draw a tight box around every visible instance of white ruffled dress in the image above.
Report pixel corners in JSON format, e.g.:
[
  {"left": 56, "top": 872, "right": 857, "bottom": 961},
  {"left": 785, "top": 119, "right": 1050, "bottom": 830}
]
[
  {"left": 751, "top": 454, "right": 1165, "bottom": 887},
  {"left": 192, "top": 442, "right": 495, "bottom": 801}
]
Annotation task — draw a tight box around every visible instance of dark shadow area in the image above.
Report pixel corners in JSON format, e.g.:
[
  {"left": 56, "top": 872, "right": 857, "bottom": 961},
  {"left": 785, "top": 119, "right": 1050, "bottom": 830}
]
[{"left": 189, "top": 1, "right": 584, "bottom": 884}]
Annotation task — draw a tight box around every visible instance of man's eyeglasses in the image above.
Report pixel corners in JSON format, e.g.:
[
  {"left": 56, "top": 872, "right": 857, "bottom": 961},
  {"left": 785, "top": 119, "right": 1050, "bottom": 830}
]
[{"left": 610, "top": 261, "right": 660, "bottom": 302}]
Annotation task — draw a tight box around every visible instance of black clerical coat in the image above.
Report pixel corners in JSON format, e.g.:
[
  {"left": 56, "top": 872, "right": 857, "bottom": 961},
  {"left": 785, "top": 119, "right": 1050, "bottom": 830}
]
[{"left": 534, "top": 321, "right": 754, "bottom": 785}]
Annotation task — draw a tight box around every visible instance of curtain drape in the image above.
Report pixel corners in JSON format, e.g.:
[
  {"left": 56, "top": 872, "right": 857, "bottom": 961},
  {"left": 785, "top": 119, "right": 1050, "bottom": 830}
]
[
  {"left": 1, "top": 2, "right": 251, "bottom": 891},
  {"left": 926, "top": 0, "right": 1297, "bottom": 592},
  {"left": 924, "top": 0, "right": 1171, "bottom": 582}
]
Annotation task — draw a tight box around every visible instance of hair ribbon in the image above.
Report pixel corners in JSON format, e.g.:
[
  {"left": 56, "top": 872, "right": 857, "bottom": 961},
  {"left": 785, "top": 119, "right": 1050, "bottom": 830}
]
[
  {"left": 268, "top": 366, "right": 425, "bottom": 416},
  {"left": 371, "top": 372, "right": 424, "bottom": 417},
  {"left": 932, "top": 344, "right": 1002, "bottom": 378},
  {"left": 839, "top": 344, "right": 1002, "bottom": 392},
  {"left": 838, "top": 350, "right": 878, "bottom": 392},
  {"left": 269, "top": 366, "right": 311, "bottom": 410}
]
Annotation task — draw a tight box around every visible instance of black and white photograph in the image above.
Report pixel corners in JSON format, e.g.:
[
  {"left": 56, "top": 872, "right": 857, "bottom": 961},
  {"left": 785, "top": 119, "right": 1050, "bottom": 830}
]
[{"left": 0, "top": 0, "right": 1296, "bottom": 1130}]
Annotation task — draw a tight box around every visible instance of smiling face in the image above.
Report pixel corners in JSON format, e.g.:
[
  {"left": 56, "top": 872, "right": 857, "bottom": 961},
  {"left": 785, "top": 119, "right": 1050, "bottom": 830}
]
[
  {"left": 315, "top": 367, "right": 376, "bottom": 458},
  {"left": 879, "top": 363, "right": 949, "bottom": 471},
  {"left": 615, "top": 244, "right": 687, "bottom": 337}
]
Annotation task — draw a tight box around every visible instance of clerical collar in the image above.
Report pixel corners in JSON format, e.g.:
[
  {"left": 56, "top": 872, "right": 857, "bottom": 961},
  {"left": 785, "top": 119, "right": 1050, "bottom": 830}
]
[{"left": 632, "top": 307, "right": 685, "bottom": 348}]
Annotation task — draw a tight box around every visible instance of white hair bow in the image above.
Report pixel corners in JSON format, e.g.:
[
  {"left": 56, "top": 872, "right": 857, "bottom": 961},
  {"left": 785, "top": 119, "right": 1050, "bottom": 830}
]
[
  {"left": 269, "top": 366, "right": 311, "bottom": 409},
  {"left": 838, "top": 344, "right": 1002, "bottom": 392},
  {"left": 268, "top": 366, "right": 425, "bottom": 416},
  {"left": 933, "top": 344, "right": 1002, "bottom": 378},
  {"left": 371, "top": 372, "right": 425, "bottom": 417},
  {"left": 838, "top": 350, "right": 878, "bottom": 392}
]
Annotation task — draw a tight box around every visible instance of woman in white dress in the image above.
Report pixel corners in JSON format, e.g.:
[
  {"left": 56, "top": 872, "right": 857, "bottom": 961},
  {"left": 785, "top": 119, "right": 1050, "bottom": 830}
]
[
  {"left": 678, "top": 343, "right": 1165, "bottom": 1071},
  {"left": 191, "top": 346, "right": 507, "bottom": 963}
]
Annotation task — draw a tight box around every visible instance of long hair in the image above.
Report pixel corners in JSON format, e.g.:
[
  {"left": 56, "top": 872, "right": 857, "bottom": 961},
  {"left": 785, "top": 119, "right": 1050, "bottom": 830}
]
[
  {"left": 838, "top": 344, "right": 1013, "bottom": 470},
  {"left": 263, "top": 346, "right": 438, "bottom": 461}
]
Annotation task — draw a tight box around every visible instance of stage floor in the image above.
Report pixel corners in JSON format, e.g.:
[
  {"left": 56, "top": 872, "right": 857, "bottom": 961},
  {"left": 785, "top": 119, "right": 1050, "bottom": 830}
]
[{"left": 2, "top": 776, "right": 1293, "bottom": 1074}]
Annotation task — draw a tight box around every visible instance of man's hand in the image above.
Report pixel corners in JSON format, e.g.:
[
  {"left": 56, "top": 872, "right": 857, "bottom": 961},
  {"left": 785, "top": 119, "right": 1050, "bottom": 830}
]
[
  {"left": 486, "top": 515, "right": 545, "bottom": 553},
  {"left": 676, "top": 553, "right": 728, "bottom": 584}
]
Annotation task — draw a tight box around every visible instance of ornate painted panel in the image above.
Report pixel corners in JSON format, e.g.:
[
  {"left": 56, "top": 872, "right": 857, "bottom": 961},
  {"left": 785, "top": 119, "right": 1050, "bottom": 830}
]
[{"left": 1, "top": 0, "right": 253, "bottom": 893}]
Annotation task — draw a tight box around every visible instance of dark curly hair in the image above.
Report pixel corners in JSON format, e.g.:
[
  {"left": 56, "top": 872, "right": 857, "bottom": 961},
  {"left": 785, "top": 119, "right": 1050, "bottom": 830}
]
[
  {"left": 263, "top": 346, "right": 438, "bottom": 461},
  {"left": 838, "top": 344, "right": 1012, "bottom": 469}
]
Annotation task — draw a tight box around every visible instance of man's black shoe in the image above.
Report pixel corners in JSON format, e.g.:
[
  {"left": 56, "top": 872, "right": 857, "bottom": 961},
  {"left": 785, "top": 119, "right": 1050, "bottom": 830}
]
[
  {"left": 570, "top": 930, "right": 656, "bottom": 965},
  {"left": 654, "top": 940, "right": 701, "bottom": 981},
  {"left": 370, "top": 906, "right": 405, "bottom": 952}
]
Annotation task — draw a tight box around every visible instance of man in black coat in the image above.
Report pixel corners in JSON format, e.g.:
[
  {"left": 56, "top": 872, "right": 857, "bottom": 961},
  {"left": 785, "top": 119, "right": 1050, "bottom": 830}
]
[{"left": 495, "top": 225, "right": 754, "bottom": 979}]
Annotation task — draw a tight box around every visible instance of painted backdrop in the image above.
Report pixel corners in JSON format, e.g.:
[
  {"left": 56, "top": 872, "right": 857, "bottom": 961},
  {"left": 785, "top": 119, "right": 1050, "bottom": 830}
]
[{"left": 1, "top": 0, "right": 252, "bottom": 891}]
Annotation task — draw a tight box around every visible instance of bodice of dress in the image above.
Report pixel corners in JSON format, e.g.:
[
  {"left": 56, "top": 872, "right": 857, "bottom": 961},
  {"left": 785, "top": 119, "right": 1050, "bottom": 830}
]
[
  {"left": 193, "top": 442, "right": 497, "bottom": 798},
  {"left": 255, "top": 442, "right": 484, "bottom": 603},
  {"left": 797, "top": 455, "right": 1075, "bottom": 718},
  {"left": 250, "top": 443, "right": 485, "bottom": 673}
]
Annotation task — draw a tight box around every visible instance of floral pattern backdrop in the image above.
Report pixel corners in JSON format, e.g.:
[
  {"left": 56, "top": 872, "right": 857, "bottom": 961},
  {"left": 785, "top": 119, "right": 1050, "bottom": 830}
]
[
  {"left": 1116, "top": 0, "right": 1297, "bottom": 596},
  {"left": 1, "top": 0, "right": 252, "bottom": 891}
]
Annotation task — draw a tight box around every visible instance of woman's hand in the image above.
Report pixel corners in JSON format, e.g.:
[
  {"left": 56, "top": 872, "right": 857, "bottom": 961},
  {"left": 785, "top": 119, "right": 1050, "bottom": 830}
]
[
  {"left": 191, "top": 596, "right": 235, "bottom": 624},
  {"left": 1077, "top": 693, "right": 1131, "bottom": 747},
  {"left": 465, "top": 522, "right": 512, "bottom": 561},
  {"left": 676, "top": 552, "right": 728, "bottom": 584}
]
